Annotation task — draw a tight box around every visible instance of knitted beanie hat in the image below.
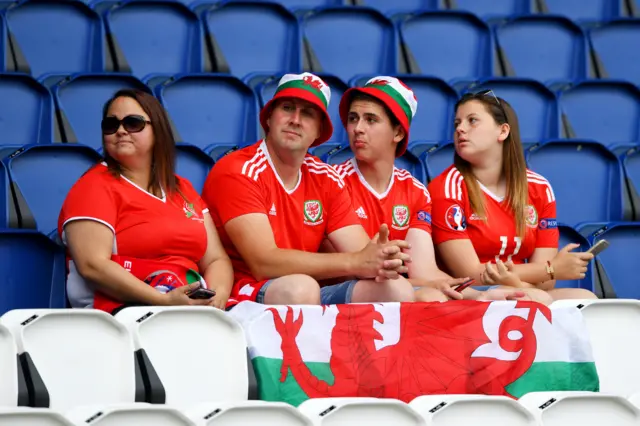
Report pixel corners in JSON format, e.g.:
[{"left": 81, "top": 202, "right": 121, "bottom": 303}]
[
  {"left": 339, "top": 76, "right": 417, "bottom": 156},
  {"left": 260, "top": 72, "right": 333, "bottom": 146}
]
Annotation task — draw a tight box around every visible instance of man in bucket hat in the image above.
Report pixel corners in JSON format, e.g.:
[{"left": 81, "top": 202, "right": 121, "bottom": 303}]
[{"left": 202, "top": 73, "right": 415, "bottom": 309}]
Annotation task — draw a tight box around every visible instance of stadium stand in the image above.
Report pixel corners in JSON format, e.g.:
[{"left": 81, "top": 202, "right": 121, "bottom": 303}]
[{"left": 0, "top": 0, "right": 640, "bottom": 421}]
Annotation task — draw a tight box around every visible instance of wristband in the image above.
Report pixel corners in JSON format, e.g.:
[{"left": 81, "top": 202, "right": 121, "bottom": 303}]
[{"left": 545, "top": 261, "right": 555, "bottom": 280}]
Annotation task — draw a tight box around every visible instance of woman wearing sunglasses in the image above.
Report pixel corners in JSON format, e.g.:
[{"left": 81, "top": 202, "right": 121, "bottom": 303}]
[
  {"left": 428, "top": 91, "right": 597, "bottom": 302},
  {"left": 57, "top": 89, "right": 233, "bottom": 314}
]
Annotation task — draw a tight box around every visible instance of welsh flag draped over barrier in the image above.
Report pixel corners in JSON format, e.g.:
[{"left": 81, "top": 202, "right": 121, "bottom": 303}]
[{"left": 229, "top": 300, "right": 599, "bottom": 406}]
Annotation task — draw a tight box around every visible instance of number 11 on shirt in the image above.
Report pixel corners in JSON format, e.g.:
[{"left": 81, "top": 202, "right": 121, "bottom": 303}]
[{"left": 496, "top": 236, "right": 522, "bottom": 262}]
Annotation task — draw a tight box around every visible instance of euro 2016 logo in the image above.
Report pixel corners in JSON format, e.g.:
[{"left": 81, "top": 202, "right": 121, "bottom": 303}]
[{"left": 445, "top": 204, "right": 467, "bottom": 231}]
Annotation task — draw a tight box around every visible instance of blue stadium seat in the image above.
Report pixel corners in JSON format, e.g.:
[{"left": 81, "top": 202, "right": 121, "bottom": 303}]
[
  {"left": 538, "top": 0, "right": 625, "bottom": 23},
  {"left": 449, "top": 0, "right": 531, "bottom": 19},
  {"left": 175, "top": 143, "right": 214, "bottom": 194},
  {"left": 358, "top": 0, "right": 436, "bottom": 15},
  {"left": 52, "top": 73, "right": 152, "bottom": 151},
  {"left": 588, "top": 223, "right": 640, "bottom": 299},
  {"left": 0, "top": 14, "right": 6, "bottom": 72},
  {"left": 5, "top": 144, "right": 101, "bottom": 236},
  {"left": 350, "top": 75, "right": 458, "bottom": 143},
  {"left": 0, "top": 74, "right": 54, "bottom": 147},
  {"left": 4, "top": 0, "right": 105, "bottom": 77},
  {"left": 399, "top": 11, "right": 495, "bottom": 81},
  {"left": 325, "top": 144, "right": 427, "bottom": 182},
  {"left": 157, "top": 74, "right": 259, "bottom": 150},
  {"left": 495, "top": 16, "right": 589, "bottom": 83},
  {"left": 589, "top": 20, "right": 640, "bottom": 87},
  {"left": 0, "top": 160, "right": 7, "bottom": 228},
  {"left": 526, "top": 140, "right": 626, "bottom": 227},
  {"left": 622, "top": 146, "right": 640, "bottom": 221},
  {"left": 258, "top": 73, "right": 348, "bottom": 142},
  {"left": 225, "top": 0, "right": 344, "bottom": 10},
  {"left": 464, "top": 78, "right": 559, "bottom": 142},
  {"left": 302, "top": 7, "right": 398, "bottom": 83},
  {"left": 558, "top": 80, "right": 640, "bottom": 145},
  {"left": 556, "top": 223, "right": 595, "bottom": 291},
  {"left": 203, "top": 2, "right": 301, "bottom": 78},
  {"left": 421, "top": 141, "right": 454, "bottom": 181},
  {"left": 0, "top": 229, "right": 66, "bottom": 315},
  {"left": 105, "top": 1, "right": 205, "bottom": 78}
]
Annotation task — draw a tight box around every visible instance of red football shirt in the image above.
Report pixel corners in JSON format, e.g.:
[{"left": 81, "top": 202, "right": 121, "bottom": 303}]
[
  {"left": 58, "top": 163, "right": 209, "bottom": 311},
  {"left": 202, "top": 140, "right": 361, "bottom": 303},
  {"left": 334, "top": 158, "right": 432, "bottom": 240},
  {"left": 429, "top": 165, "right": 559, "bottom": 266}
]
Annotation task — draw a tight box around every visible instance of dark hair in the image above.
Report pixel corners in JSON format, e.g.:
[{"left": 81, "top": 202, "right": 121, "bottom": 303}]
[
  {"left": 453, "top": 91, "right": 528, "bottom": 237},
  {"left": 350, "top": 92, "right": 400, "bottom": 128},
  {"left": 102, "top": 89, "right": 179, "bottom": 198}
]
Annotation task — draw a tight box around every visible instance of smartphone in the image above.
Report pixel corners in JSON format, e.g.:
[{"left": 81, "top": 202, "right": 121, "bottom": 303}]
[
  {"left": 455, "top": 278, "right": 475, "bottom": 292},
  {"left": 187, "top": 287, "right": 216, "bottom": 300},
  {"left": 587, "top": 239, "right": 609, "bottom": 256}
]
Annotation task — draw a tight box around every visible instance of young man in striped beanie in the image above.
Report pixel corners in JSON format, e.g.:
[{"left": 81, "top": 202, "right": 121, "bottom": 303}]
[
  {"left": 202, "top": 72, "right": 416, "bottom": 309},
  {"left": 332, "top": 76, "right": 527, "bottom": 303}
]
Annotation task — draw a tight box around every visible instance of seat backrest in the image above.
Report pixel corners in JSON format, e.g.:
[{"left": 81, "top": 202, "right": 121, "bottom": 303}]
[
  {"left": 541, "top": 0, "right": 623, "bottom": 22},
  {"left": 106, "top": 1, "right": 204, "bottom": 78},
  {"left": 592, "top": 224, "right": 640, "bottom": 299},
  {"left": 468, "top": 78, "right": 558, "bottom": 142},
  {"left": 0, "top": 160, "right": 8, "bottom": 228},
  {"left": 175, "top": 144, "right": 214, "bottom": 194},
  {"left": 303, "top": 7, "right": 397, "bottom": 83},
  {"left": 495, "top": 16, "right": 588, "bottom": 83},
  {"left": 66, "top": 404, "right": 194, "bottom": 426},
  {"left": 259, "top": 73, "right": 348, "bottom": 142},
  {"left": 624, "top": 148, "right": 640, "bottom": 219},
  {"left": 0, "top": 323, "right": 19, "bottom": 407},
  {"left": 557, "top": 224, "right": 593, "bottom": 290},
  {"left": 422, "top": 142, "right": 454, "bottom": 182},
  {"left": 0, "top": 408, "right": 74, "bottom": 426},
  {"left": 0, "top": 309, "right": 136, "bottom": 412},
  {"left": 298, "top": 398, "right": 424, "bottom": 425},
  {"left": 53, "top": 73, "right": 152, "bottom": 150},
  {"left": 360, "top": 0, "right": 434, "bottom": 15},
  {"left": 187, "top": 401, "right": 313, "bottom": 426},
  {"left": 204, "top": 2, "right": 301, "bottom": 78},
  {"left": 0, "top": 74, "right": 54, "bottom": 146},
  {"left": 0, "top": 14, "right": 6, "bottom": 72},
  {"left": 158, "top": 74, "right": 259, "bottom": 149},
  {"left": 0, "top": 230, "right": 66, "bottom": 315},
  {"left": 5, "top": 0, "right": 104, "bottom": 77},
  {"left": 559, "top": 81, "right": 640, "bottom": 145},
  {"left": 6, "top": 145, "right": 101, "bottom": 235},
  {"left": 526, "top": 141, "right": 624, "bottom": 226},
  {"left": 590, "top": 20, "right": 640, "bottom": 87},
  {"left": 452, "top": 0, "right": 530, "bottom": 18},
  {"left": 400, "top": 11, "right": 493, "bottom": 81},
  {"left": 115, "top": 307, "right": 249, "bottom": 406}
]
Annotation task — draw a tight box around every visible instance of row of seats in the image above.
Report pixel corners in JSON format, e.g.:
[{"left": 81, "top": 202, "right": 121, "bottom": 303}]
[
  {"left": 3, "top": 0, "right": 639, "bottom": 22},
  {"left": 0, "top": 1, "right": 638, "bottom": 84},
  {"left": 0, "top": 300, "right": 639, "bottom": 416},
  {"left": 1, "top": 220, "right": 638, "bottom": 318},
  {"left": 4, "top": 392, "right": 640, "bottom": 425},
  {"left": 1, "top": 72, "right": 639, "bottom": 152}
]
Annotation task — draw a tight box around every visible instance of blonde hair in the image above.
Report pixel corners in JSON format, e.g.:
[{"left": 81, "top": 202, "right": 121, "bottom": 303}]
[{"left": 453, "top": 92, "right": 529, "bottom": 237}]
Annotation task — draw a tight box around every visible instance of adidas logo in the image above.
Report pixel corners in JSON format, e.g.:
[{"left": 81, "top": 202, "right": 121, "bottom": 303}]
[
  {"left": 269, "top": 203, "right": 277, "bottom": 216},
  {"left": 356, "top": 206, "right": 368, "bottom": 219}
]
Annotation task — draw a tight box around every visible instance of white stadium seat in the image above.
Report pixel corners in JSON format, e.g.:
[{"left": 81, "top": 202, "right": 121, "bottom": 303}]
[
  {"left": 186, "top": 401, "right": 312, "bottom": 426},
  {"left": 0, "top": 408, "right": 73, "bottom": 425},
  {"left": 66, "top": 403, "right": 195, "bottom": 426},
  {"left": 0, "top": 309, "right": 137, "bottom": 412},
  {"left": 0, "top": 323, "right": 21, "bottom": 407},
  {"left": 519, "top": 391, "right": 640, "bottom": 426},
  {"left": 115, "top": 306, "right": 249, "bottom": 406},
  {"left": 297, "top": 398, "right": 426, "bottom": 426},
  {"left": 409, "top": 394, "right": 536, "bottom": 426},
  {"left": 551, "top": 299, "right": 640, "bottom": 396}
]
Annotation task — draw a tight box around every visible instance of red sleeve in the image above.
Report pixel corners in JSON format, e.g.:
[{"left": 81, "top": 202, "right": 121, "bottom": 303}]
[
  {"left": 202, "top": 163, "right": 267, "bottom": 227},
  {"left": 428, "top": 173, "right": 471, "bottom": 245},
  {"left": 326, "top": 177, "right": 361, "bottom": 234},
  {"left": 535, "top": 183, "right": 559, "bottom": 248},
  {"left": 58, "top": 166, "right": 118, "bottom": 236},
  {"left": 409, "top": 182, "right": 432, "bottom": 235}
]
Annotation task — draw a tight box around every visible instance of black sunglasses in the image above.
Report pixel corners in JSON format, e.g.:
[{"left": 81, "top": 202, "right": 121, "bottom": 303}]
[{"left": 101, "top": 115, "right": 151, "bottom": 135}]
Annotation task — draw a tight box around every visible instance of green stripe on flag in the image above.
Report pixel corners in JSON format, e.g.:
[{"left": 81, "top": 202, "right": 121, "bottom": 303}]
[
  {"left": 506, "top": 362, "right": 599, "bottom": 398},
  {"left": 366, "top": 84, "right": 413, "bottom": 123},
  {"left": 276, "top": 80, "right": 327, "bottom": 108}
]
